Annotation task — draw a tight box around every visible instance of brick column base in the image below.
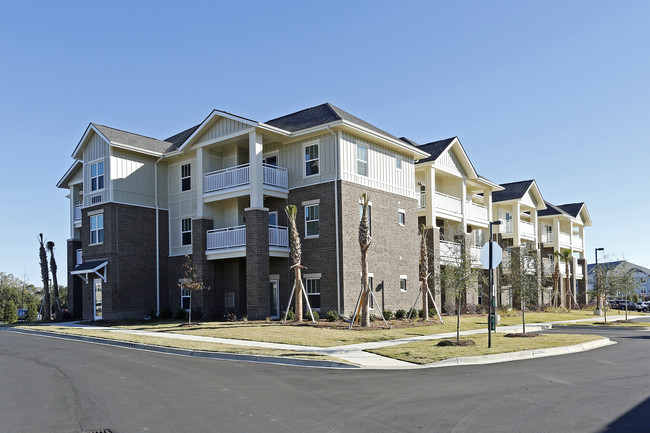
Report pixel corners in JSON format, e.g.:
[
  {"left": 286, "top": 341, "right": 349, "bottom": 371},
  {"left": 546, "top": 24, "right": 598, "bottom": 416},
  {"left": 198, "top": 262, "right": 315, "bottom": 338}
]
[{"left": 245, "top": 208, "right": 270, "bottom": 319}]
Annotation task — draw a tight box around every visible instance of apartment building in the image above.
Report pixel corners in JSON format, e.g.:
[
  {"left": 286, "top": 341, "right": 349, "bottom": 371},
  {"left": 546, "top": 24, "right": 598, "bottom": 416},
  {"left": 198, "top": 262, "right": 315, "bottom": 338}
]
[
  {"left": 57, "top": 103, "right": 429, "bottom": 320},
  {"left": 57, "top": 103, "right": 593, "bottom": 320},
  {"left": 587, "top": 261, "right": 650, "bottom": 299}
]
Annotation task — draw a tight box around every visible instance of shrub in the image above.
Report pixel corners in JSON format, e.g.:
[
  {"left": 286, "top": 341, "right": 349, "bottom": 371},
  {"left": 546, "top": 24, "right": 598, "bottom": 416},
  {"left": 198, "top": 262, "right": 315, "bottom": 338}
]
[
  {"left": 428, "top": 307, "right": 437, "bottom": 318},
  {"left": 407, "top": 308, "right": 418, "bottom": 319},
  {"left": 369, "top": 313, "right": 377, "bottom": 322},
  {"left": 382, "top": 309, "right": 393, "bottom": 320},
  {"left": 465, "top": 303, "right": 479, "bottom": 314},
  {"left": 304, "top": 310, "right": 319, "bottom": 321},
  {"left": 148, "top": 308, "right": 157, "bottom": 320},
  {"left": 159, "top": 309, "right": 172, "bottom": 319},
  {"left": 395, "top": 309, "right": 406, "bottom": 319},
  {"left": 282, "top": 308, "right": 295, "bottom": 321},
  {"left": 225, "top": 312, "right": 238, "bottom": 322},
  {"left": 326, "top": 310, "right": 339, "bottom": 322},
  {"left": 174, "top": 309, "right": 187, "bottom": 320},
  {"left": 443, "top": 301, "right": 456, "bottom": 315},
  {"left": 26, "top": 302, "right": 39, "bottom": 322},
  {"left": 3, "top": 300, "right": 17, "bottom": 324}
]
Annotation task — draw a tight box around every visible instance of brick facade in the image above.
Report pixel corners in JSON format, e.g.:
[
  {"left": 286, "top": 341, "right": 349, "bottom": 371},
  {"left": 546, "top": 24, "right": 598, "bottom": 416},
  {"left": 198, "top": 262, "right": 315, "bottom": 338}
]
[{"left": 245, "top": 208, "right": 270, "bottom": 319}]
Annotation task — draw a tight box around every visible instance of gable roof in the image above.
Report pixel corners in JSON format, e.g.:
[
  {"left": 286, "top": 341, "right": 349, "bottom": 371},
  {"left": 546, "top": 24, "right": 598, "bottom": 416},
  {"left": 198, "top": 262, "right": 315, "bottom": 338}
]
[
  {"left": 164, "top": 124, "right": 201, "bottom": 152},
  {"left": 399, "top": 137, "right": 420, "bottom": 146},
  {"left": 92, "top": 124, "right": 173, "bottom": 155},
  {"left": 265, "top": 103, "right": 401, "bottom": 141},
  {"left": 587, "top": 261, "right": 650, "bottom": 276},
  {"left": 538, "top": 201, "right": 571, "bottom": 217},
  {"left": 493, "top": 180, "right": 536, "bottom": 202},
  {"left": 558, "top": 203, "right": 584, "bottom": 218},
  {"left": 416, "top": 137, "right": 457, "bottom": 164}
]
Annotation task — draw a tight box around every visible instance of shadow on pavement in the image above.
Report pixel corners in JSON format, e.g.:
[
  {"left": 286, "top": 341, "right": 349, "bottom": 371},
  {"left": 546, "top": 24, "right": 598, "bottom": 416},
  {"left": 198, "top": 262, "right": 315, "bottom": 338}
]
[{"left": 598, "top": 396, "right": 650, "bottom": 432}]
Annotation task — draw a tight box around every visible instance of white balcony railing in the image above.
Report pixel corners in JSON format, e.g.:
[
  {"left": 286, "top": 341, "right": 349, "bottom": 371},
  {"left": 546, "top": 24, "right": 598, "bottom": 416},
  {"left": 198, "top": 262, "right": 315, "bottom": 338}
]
[
  {"left": 542, "top": 257, "right": 554, "bottom": 274},
  {"left": 470, "top": 246, "right": 481, "bottom": 265},
  {"left": 435, "top": 192, "right": 462, "bottom": 215},
  {"left": 520, "top": 220, "right": 535, "bottom": 238},
  {"left": 541, "top": 232, "right": 554, "bottom": 243},
  {"left": 76, "top": 249, "right": 83, "bottom": 265},
  {"left": 467, "top": 201, "right": 488, "bottom": 221},
  {"left": 419, "top": 192, "right": 426, "bottom": 209},
  {"left": 74, "top": 204, "right": 82, "bottom": 222},
  {"left": 206, "top": 225, "right": 289, "bottom": 250},
  {"left": 204, "top": 163, "right": 288, "bottom": 194},
  {"left": 575, "top": 265, "right": 584, "bottom": 279},
  {"left": 440, "top": 240, "right": 461, "bottom": 260},
  {"left": 268, "top": 225, "right": 289, "bottom": 247},
  {"left": 559, "top": 231, "right": 571, "bottom": 246}
]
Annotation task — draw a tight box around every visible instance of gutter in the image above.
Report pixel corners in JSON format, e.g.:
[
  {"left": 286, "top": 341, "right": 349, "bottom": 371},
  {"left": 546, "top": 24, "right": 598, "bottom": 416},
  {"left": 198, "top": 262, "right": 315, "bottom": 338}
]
[
  {"left": 154, "top": 156, "right": 162, "bottom": 316},
  {"left": 326, "top": 125, "right": 342, "bottom": 315}
]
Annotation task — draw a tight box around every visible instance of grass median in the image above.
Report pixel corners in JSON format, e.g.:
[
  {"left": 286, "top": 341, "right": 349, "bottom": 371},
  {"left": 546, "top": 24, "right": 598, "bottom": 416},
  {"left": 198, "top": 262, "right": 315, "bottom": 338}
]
[{"left": 367, "top": 333, "right": 604, "bottom": 364}]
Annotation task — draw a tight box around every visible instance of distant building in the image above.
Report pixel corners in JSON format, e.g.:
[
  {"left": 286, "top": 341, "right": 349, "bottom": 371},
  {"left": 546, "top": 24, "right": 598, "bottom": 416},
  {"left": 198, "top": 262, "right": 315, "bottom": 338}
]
[{"left": 587, "top": 261, "right": 650, "bottom": 298}]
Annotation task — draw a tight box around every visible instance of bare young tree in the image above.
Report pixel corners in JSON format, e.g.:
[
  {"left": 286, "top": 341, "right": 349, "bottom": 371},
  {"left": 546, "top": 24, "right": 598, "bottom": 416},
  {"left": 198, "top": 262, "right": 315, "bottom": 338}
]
[
  {"left": 504, "top": 244, "right": 539, "bottom": 334},
  {"left": 178, "top": 254, "right": 209, "bottom": 324},
  {"left": 38, "top": 234, "right": 50, "bottom": 321},
  {"left": 46, "top": 241, "right": 61, "bottom": 320}
]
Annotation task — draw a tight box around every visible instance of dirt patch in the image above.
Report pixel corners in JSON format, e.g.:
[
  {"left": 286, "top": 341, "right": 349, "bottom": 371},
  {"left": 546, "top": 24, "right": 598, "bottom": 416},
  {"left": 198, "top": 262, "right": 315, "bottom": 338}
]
[
  {"left": 613, "top": 320, "right": 638, "bottom": 324},
  {"left": 437, "top": 339, "right": 476, "bottom": 347},
  {"left": 177, "top": 322, "right": 201, "bottom": 327},
  {"left": 504, "top": 332, "right": 540, "bottom": 338}
]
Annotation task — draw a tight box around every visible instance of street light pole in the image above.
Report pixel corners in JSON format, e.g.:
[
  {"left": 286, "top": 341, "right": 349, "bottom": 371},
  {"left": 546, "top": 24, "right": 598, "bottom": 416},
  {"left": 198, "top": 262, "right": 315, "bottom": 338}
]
[
  {"left": 488, "top": 220, "right": 502, "bottom": 348},
  {"left": 594, "top": 247, "right": 604, "bottom": 315}
]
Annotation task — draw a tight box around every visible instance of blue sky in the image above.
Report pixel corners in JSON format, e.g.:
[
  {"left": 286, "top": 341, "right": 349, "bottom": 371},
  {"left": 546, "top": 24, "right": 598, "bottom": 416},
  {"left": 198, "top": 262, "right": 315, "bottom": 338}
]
[{"left": 1, "top": 0, "right": 648, "bottom": 286}]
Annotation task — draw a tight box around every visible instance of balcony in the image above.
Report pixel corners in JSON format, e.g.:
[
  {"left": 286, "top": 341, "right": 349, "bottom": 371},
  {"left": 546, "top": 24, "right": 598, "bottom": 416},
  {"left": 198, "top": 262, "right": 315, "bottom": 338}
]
[
  {"left": 205, "top": 225, "right": 289, "bottom": 259},
  {"left": 435, "top": 192, "right": 462, "bottom": 216},
  {"left": 467, "top": 201, "right": 488, "bottom": 222},
  {"left": 440, "top": 240, "right": 461, "bottom": 264},
  {"left": 559, "top": 231, "right": 571, "bottom": 247},
  {"left": 501, "top": 220, "right": 535, "bottom": 239},
  {"left": 575, "top": 265, "right": 584, "bottom": 279},
  {"left": 73, "top": 205, "right": 82, "bottom": 227},
  {"left": 203, "top": 163, "right": 289, "bottom": 201},
  {"left": 541, "top": 232, "right": 554, "bottom": 243},
  {"left": 542, "top": 257, "right": 554, "bottom": 274},
  {"left": 419, "top": 192, "right": 426, "bottom": 209}
]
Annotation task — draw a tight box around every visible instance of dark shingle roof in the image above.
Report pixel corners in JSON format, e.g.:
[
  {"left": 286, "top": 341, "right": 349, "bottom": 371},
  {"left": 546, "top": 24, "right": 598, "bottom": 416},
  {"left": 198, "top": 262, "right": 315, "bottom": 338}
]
[
  {"left": 265, "top": 103, "right": 401, "bottom": 141},
  {"left": 399, "top": 137, "right": 420, "bottom": 146},
  {"left": 93, "top": 124, "right": 173, "bottom": 154},
  {"left": 164, "top": 124, "right": 201, "bottom": 152},
  {"left": 492, "top": 180, "right": 535, "bottom": 202},
  {"left": 558, "top": 203, "right": 584, "bottom": 218},
  {"left": 538, "top": 201, "right": 570, "bottom": 217},
  {"left": 415, "top": 137, "right": 456, "bottom": 164}
]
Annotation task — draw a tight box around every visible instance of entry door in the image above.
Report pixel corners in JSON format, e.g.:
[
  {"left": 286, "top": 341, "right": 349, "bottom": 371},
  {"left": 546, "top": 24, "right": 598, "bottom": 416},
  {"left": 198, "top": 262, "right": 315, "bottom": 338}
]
[
  {"left": 270, "top": 280, "right": 280, "bottom": 319},
  {"left": 93, "top": 278, "right": 103, "bottom": 320}
]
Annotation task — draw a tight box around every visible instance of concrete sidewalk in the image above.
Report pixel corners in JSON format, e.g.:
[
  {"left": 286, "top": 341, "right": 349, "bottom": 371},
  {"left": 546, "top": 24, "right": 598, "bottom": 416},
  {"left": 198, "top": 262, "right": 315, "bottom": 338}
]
[{"left": 14, "top": 314, "right": 643, "bottom": 369}]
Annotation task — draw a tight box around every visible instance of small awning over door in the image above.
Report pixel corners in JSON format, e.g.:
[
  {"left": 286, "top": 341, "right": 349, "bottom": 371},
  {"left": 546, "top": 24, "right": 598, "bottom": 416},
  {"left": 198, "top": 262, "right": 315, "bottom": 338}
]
[{"left": 71, "top": 260, "right": 108, "bottom": 283}]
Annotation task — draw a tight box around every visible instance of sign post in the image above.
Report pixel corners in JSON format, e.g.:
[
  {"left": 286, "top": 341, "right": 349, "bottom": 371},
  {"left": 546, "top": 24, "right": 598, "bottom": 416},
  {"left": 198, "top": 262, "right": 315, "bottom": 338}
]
[{"left": 481, "top": 221, "right": 502, "bottom": 348}]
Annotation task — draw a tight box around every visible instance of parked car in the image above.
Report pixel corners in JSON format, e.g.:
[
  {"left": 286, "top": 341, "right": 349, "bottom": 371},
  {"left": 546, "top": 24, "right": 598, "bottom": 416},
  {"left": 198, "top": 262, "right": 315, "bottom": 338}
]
[
  {"left": 617, "top": 300, "right": 636, "bottom": 310},
  {"left": 17, "top": 309, "right": 28, "bottom": 321},
  {"left": 635, "top": 301, "right": 649, "bottom": 312}
]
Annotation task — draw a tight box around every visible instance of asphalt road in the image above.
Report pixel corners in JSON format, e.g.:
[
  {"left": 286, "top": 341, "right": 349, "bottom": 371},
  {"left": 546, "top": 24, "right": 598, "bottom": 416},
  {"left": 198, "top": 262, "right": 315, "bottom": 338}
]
[{"left": 1, "top": 323, "right": 650, "bottom": 433}]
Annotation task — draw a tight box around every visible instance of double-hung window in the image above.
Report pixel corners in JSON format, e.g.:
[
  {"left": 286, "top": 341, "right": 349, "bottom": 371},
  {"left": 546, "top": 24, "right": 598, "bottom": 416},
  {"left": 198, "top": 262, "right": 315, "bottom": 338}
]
[
  {"left": 304, "top": 143, "right": 319, "bottom": 177},
  {"left": 398, "top": 209, "right": 406, "bottom": 226},
  {"left": 399, "top": 275, "right": 407, "bottom": 292},
  {"left": 90, "top": 214, "right": 104, "bottom": 245},
  {"left": 357, "top": 144, "right": 368, "bottom": 176},
  {"left": 305, "top": 204, "right": 319, "bottom": 237},
  {"left": 180, "top": 284, "right": 190, "bottom": 310},
  {"left": 181, "top": 163, "right": 191, "bottom": 191},
  {"left": 90, "top": 161, "right": 105, "bottom": 191},
  {"left": 181, "top": 218, "right": 192, "bottom": 246},
  {"left": 305, "top": 276, "right": 321, "bottom": 309}
]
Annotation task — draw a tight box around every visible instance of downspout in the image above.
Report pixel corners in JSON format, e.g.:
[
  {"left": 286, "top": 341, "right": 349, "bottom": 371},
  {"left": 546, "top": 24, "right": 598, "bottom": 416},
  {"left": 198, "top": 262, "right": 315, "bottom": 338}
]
[
  {"left": 154, "top": 156, "right": 162, "bottom": 316},
  {"left": 326, "top": 125, "right": 342, "bottom": 314}
]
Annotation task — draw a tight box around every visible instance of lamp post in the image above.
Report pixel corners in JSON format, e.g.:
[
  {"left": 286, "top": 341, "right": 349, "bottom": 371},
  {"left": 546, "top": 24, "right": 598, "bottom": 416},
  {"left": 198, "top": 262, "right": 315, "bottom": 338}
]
[
  {"left": 488, "top": 220, "right": 502, "bottom": 348},
  {"left": 594, "top": 247, "right": 604, "bottom": 316}
]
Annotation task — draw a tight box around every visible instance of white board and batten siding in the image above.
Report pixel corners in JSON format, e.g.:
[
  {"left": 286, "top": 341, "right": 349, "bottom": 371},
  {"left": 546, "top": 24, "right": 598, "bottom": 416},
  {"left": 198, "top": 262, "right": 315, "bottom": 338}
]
[
  {"left": 194, "top": 117, "right": 252, "bottom": 146},
  {"left": 340, "top": 133, "right": 416, "bottom": 199},
  {"left": 111, "top": 148, "right": 163, "bottom": 208},
  {"left": 263, "top": 133, "right": 337, "bottom": 189},
  {"left": 436, "top": 147, "right": 465, "bottom": 177},
  {"left": 83, "top": 132, "right": 110, "bottom": 207},
  {"left": 168, "top": 156, "right": 198, "bottom": 256}
]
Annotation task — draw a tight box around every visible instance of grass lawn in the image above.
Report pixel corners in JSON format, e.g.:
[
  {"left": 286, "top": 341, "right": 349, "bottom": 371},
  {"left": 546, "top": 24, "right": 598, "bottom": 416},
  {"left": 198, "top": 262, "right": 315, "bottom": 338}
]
[
  {"left": 367, "top": 333, "right": 604, "bottom": 364},
  {"left": 82, "top": 310, "right": 609, "bottom": 347},
  {"left": 13, "top": 325, "right": 349, "bottom": 364},
  {"left": 555, "top": 320, "right": 650, "bottom": 328}
]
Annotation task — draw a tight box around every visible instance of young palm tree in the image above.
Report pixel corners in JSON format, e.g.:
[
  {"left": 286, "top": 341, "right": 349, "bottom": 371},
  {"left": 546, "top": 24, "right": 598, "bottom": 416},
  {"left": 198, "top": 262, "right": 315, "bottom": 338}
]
[
  {"left": 419, "top": 225, "right": 429, "bottom": 321},
  {"left": 552, "top": 255, "right": 560, "bottom": 309},
  {"left": 46, "top": 241, "right": 61, "bottom": 320},
  {"left": 38, "top": 234, "right": 51, "bottom": 321},
  {"left": 555, "top": 249, "right": 574, "bottom": 309},
  {"left": 359, "top": 193, "right": 371, "bottom": 327},
  {"left": 285, "top": 205, "right": 304, "bottom": 322}
]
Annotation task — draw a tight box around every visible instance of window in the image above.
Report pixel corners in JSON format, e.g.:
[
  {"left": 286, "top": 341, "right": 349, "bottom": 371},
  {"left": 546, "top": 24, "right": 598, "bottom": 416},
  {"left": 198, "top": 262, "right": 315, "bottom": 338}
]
[
  {"left": 305, "top": 277, "right": 321, "bottom": 309},
  {"left": 305, "top": 204, "right": 319, "bottom": 237},
  {"left": 268, "top": 211, "right": 278, "bottom": 226},
  {"left": 366, "top": 275, "right": 374, "bottom": 309},
  {"left": 304, "top": 143, "right": 319, "bottom": 176},
  {"left": 181, "top": 218, "right": 192, "bottom": 246},
  {"left": 357, "top": 144, "right": 368, "bottom": 176},
  {"left": 359, "top": 203, "right": 372, "bottom": 236},
  {"left": 396, "top": 157, "right": 402, "bottom": 170},
  {"left": 90, "top": 161, "right": 105, "bottom": 191},
  {"left": 225, "top": 292, "right": 235, "bottom": 309},
  {"left": 90, "top": 214, "right": 104, "bottom": 245},
  {"left": 181, "top": 163, "right": 191, "bottom": 191},
  {"left": 400, "top": 275, "right": 407, "bottom": 292},
  {"left": 263, "top": 154, "right": 278, "bottom": 166},
  {"left": 181, "top": 285, "right": 190, "bottom": 310},
  {"left": 398, "top": 209, "right": 406, "bottom": 226}
]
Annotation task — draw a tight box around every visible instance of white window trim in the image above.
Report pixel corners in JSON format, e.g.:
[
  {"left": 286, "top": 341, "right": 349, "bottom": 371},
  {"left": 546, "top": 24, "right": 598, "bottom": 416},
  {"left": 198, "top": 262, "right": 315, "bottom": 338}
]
[
  {"left": 89, "top": 213, "right": 104, "bottom": 246},
  {"left": 304, "top": 203, "right": 319, "bottom": 239},
  {"left": 225, "top": 292, "right": 235, "bottom": 309},
  {"left": 398, "top": 208, "right": 406, "bottom": 226},
  {"left": 356, "top": 143, "right": 368, "bottom": 177},
  {"left": 181, "top": 218, "right": 192, "bottom": 246},
  {"left": 89, "top": 159, "right": 106, "bottom": 192},
  {"left": 400, "top": 275, "right": 408, "bottom": 292},
  {"left": 181, "top": 163, "right": 191, "bottom": 192},
  {"left": 304, "top": 274, "right": 321, "bottom": 311},
  {"left": 263, "top": 152, "right": 279, "bottom": 165},
  {"left": 302, "top": 199, "right": 320, "bottom": 206},
  {"left": 303, "top": 140, "right": 320, "bottom": 179}
]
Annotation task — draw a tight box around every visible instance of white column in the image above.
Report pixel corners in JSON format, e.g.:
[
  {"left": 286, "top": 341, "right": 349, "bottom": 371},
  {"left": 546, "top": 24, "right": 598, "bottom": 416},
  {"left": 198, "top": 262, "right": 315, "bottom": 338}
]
[
  {"left": 513, "top": 202, "right": 521, "bottom": 247},
  {"left": 249, "top": 130, "right": 264, "bottom": 209},
  {"left": 461, "top": 178, "right": 467, "bottom": 233},
  {"left": 533, "top": 209, "right": 539, "bottom": 247},
  {"left": 569, "top": 221, "right": 574, "bottom": 251},
  {"left": 196, "top": 147, "right": 205, "bottom": 218},
  {"left": 484, "top": 188, "right": 492, "bottom": 222},
  {"left": 553, "top": 217, "right": 561, "bottom": 251},
  {"left": 425, "top": 165, "right": 435, "bottom": 226},
  {"left": 69, "top": 186, "right": 75, "bottom": 238}
]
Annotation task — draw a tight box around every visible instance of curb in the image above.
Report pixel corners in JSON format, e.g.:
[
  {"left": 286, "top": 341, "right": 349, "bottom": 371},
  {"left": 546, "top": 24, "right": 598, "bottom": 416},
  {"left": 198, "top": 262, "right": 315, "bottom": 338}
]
[
  {"left": 5, "top": 328, "right": 358, "bottom": 369},
  {"left": 424, "top": 337, "right": 616, "bottom": 368}
]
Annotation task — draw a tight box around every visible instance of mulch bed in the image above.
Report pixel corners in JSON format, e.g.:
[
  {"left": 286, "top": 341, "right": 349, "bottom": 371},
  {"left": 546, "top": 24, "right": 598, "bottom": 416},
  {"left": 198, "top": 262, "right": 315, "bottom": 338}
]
[
  {"left": 437, "top": 339, "right": 476, "bottom": 347},
  {"left": 504, "top": 332, "right": 540, "bottom": 338}
]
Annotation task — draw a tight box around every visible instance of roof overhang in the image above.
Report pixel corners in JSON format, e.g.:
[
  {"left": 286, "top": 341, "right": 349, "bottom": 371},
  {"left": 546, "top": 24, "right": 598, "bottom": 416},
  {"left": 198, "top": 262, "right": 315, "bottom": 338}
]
[
  {"left": 415, "top": 137, "right": 479, "bottom": 179},
  {"left": 71, "top": 124, "right": 110, "bottom": 160},
  {"left": 56, "top": 160, "right": 83, "bottom": 189},
  {"left": 71, "top": 260, "right": 108, "bottom": 283}
]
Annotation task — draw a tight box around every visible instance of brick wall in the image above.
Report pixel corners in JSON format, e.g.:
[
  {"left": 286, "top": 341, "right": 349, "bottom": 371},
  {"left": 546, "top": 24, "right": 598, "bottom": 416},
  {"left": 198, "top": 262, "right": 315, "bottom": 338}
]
[{"left": 245, "top": 208, "right": 270, "bottom": 319}]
